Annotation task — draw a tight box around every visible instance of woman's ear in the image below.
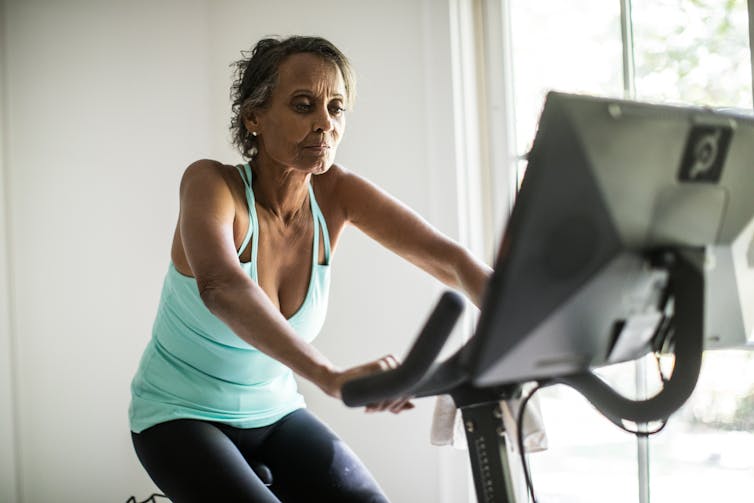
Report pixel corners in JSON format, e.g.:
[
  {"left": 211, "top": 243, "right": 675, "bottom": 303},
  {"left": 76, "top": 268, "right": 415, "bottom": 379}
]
[{"left": 243, "top": 114, "right": 259, "bottom": 136}]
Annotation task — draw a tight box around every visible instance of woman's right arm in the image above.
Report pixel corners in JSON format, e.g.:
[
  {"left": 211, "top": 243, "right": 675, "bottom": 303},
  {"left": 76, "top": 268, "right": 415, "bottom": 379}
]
[
  {"left": 175, "top": 161, "right": 399, "bottom": 403},
  {"left": 176, "top": 161, "right": 340, "bottom": 394}
]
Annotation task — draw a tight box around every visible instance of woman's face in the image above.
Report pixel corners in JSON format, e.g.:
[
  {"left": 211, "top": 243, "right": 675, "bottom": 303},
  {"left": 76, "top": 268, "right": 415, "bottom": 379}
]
[{"left": 247, "top": 52, "right": 347, "bottom": 175}]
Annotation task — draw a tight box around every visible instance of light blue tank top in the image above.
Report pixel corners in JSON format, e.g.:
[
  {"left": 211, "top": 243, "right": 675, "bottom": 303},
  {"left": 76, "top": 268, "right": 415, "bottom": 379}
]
[{"left": 129, "top": 163, "right": 331, "bottom": 433}]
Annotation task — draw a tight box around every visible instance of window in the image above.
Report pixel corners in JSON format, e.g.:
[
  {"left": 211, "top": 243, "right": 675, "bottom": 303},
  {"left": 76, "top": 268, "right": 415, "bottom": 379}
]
[
  {"left": 632, "top": 0, "right": 753, "bottom": 109},
  {"left": 487, "top": 1, "right": 754, "bottom": 501},
  {"left": 508, "top": 0, "right": 624, "bottom": 186}
]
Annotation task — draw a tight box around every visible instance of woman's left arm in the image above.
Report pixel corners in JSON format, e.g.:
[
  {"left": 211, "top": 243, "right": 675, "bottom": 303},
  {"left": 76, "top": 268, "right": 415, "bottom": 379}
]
[{"left": 332, "top": 165, "right": 493, "bottom": 308}]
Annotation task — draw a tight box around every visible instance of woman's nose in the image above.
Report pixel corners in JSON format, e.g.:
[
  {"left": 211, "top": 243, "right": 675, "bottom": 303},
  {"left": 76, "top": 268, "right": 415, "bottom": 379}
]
[{"left": 313, "top": 106, "right": 335, "bottom": 133}]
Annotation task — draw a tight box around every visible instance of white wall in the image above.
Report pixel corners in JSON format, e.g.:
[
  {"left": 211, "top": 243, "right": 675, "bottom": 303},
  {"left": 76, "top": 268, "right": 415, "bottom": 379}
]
[
  {"left": 2, "top": 0, "right": 471, "bottom": 501},
  {"left": 0, "top": 2, "right": 19, "bottom": 501}
]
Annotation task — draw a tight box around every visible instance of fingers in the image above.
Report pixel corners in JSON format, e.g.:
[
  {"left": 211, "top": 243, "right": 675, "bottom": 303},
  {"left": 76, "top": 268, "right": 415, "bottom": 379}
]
[
  {"left": 341, "top": 354, "right": 413, "bottom": 413},
  {"left": 345, "top": 354, "right": 399, "bottom": 383},
  {"left": 365, "top": 397, "right": 415, "bottom": 414},
  {"left": 389, "top": 397, "right": 415, "bottom": 414},
  {"left": 377, "top": 354, "right": 399, "bottom": 372},
  {"left": 366, "top": 355, "right": 414, "bottom": 413}
]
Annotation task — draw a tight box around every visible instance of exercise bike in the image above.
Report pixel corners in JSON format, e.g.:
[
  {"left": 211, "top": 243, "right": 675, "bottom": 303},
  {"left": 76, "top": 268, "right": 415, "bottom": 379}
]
[{"left": 342, "top": 92, "right": 754, "bottom": 503}]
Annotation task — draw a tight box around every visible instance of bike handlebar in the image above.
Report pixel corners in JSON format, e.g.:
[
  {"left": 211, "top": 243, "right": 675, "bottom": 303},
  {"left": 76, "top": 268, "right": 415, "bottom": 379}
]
[{"left": 341, "top": 291, "right": 465, "bottom": 407}]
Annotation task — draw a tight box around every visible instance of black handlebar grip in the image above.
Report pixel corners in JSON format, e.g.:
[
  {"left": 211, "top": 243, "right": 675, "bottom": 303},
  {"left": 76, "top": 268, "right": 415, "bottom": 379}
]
[{"left": 341, "top": 291, "right": 465, "bottom": 407}]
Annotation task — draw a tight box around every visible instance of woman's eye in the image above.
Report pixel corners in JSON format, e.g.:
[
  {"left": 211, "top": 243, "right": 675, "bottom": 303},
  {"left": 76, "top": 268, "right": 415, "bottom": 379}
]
[
  {"left": 330, "top": 106, "right": 346, "bottom": 116},
  {"left": 294, "top": 103, "right": 312, "bottom": 113}
]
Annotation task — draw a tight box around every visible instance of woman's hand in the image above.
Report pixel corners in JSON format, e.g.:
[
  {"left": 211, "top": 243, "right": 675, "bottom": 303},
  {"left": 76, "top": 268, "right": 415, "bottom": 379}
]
[{"left": 321, "top": 355, "right": 415, "bottom": 414}]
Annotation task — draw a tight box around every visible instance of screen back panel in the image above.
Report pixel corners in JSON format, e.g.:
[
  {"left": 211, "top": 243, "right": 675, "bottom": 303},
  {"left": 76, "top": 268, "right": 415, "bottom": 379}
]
[{"left": 464, "top": 92, "right": 754, "bottom": 387}]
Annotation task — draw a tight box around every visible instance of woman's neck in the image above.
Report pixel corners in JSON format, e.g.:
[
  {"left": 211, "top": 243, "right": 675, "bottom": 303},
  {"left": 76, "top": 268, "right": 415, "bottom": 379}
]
[{"left": 251, "top": 158, "right": 311, "bottom": 226}]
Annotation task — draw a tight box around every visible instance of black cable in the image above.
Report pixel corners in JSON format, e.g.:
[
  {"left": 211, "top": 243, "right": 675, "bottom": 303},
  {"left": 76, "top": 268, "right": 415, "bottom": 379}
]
[
  {"left": 517, "top": 382, "right": 545, "bottom": 503},
  {"left": 125, "top": 493, "right": 169, "bottom": 503},
  {"left": 617, "top": 417, "right": 669, "bottom": 437},
  {"left": 516, "top": 371, "right": 672, "bottom": 503},
  {"left": 654, "top": 351, "right": 670, "bottom": 385}
]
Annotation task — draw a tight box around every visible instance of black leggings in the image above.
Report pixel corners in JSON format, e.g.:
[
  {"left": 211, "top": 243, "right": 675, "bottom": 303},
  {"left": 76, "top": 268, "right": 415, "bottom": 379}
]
[{"left": 131, "top": 409, "right": 390, "bottom": 503}]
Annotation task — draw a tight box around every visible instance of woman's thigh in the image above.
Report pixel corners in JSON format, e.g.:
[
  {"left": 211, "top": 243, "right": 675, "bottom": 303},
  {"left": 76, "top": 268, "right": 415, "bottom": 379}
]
[
  {"left": 132, "top": 419, "right": 279, "bottom": 503},
  {"left": 258, "top": 409, "right": 391, "bottom": 503}
]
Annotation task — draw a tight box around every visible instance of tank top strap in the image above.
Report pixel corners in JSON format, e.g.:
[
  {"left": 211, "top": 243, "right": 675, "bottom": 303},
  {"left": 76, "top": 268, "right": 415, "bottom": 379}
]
[
  {"left": 308, "top": 183, "right": 331, "bottom": 265},
  {"left": 235, "top": 164, "right": 257, "bottom": 262}
]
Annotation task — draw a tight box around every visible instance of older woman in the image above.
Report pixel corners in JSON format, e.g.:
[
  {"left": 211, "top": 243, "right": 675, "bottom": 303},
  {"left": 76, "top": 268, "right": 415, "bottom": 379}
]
[{"left": 129, "top": 35, "right": 491, "bottom": 502}]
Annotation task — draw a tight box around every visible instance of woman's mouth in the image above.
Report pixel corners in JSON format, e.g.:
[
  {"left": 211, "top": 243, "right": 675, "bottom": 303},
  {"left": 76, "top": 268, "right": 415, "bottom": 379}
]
[{"left": 304, "top": 144, "right": 331, "bottom": 154}]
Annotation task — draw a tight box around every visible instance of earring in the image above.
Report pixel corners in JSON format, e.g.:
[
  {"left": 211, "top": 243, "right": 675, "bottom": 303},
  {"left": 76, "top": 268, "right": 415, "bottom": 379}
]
[{"left": 251, "top": 131, "right": 258, "bottom": 137}]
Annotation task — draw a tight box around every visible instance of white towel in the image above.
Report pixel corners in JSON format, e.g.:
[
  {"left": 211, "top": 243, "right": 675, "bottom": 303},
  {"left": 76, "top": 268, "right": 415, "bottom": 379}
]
[
  {"left": 500, "top": 387, "right": 548, "bottom": 453},
  {"left": 430, "top": 394, "right": 467, "bottom": 447},
  {"left": 430, "top": 387, "right": 548, "bottom": 453}
]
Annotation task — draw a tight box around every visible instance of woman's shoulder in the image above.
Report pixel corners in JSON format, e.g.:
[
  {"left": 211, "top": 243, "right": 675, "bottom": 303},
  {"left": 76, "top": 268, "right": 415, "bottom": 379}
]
[
  {"left": 317, "top": 162, "right": 380, "bottom": 202},
  {"left": 316, "top": 162, "right": 357, "bottom": 193},
  {"left": 180, "top": 159, "right": 244, "bottom": 188},
  {"left": 316, "top": 163, "right": 363, "bottom": 205},
  {"left": 182, "top": 158, "right": 241, "bottom": 178},
  {"left": 311, "top": 163, "right": 354, "bottom": 228},
  {"left": 177, "top": 159, "right": 250, "bottom": 209}
]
